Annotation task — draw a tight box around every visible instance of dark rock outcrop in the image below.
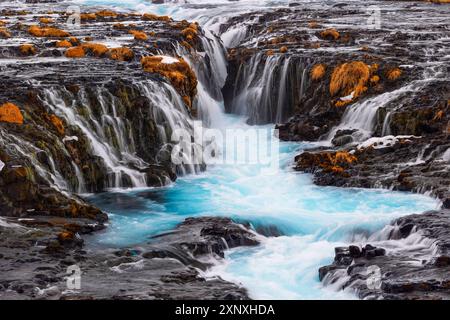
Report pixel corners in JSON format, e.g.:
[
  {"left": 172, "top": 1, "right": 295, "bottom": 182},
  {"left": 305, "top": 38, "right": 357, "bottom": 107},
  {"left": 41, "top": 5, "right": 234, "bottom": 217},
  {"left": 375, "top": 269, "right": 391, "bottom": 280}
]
[
  {"left": 0, "top": 216, "right": 259, "bottom": 300},
  {"left": 319, "top": 210, "right": 450, "bottom": 300}
]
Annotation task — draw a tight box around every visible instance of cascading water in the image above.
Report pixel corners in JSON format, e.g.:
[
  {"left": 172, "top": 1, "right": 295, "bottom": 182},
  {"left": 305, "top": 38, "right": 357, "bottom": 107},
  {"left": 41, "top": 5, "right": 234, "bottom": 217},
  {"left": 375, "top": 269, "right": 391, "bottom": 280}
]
[{"left": 73, "top": 0, "right": 443, "bottom": 299}]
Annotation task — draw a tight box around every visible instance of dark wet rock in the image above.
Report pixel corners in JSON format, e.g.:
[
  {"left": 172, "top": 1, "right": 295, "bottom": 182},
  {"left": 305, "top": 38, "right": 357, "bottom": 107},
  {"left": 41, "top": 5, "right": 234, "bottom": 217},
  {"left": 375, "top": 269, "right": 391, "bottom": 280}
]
[
  {"left": 0, "top": 216, "right": 258, "bottom": 299},
  {"left": 148, "top": 217, "right": 259, "bottom": 263},
  {"left": 319, "top": 210, "right": 450, "bottom": 300}
]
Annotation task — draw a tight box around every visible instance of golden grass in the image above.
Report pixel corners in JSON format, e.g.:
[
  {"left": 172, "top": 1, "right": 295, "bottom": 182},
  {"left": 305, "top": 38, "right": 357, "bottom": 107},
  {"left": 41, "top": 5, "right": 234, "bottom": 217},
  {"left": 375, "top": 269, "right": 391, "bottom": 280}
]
[
  {"left": 39, "top": 17, "right": 54, "bottom": 24},
  {"left": 0, "top": 28, "right": 11, "bottom": 38},
  {"left": 49, "top": 114, "right": 65, "bottom": 135},
  {"left": 320, "top": 28, "right": 340, "bottom": 40},
  {"left": 330, "top": 61, "right": 370, "bottom": 99},
  {"left": 19, "top": 44, "right": 37, "bottom": 55},
  {"left": 56, "top": 39, "right": 72, "bottom": 48},
  {"left": 0, "top": 102, "right": 23, "bottom": 124},
  {"left": 129, "top": 29, "right": 148, "bottom": 41},
  {"left": 81, "top": 42, "right": 109, "bottom": 56},
  {"left": 108, "top": 47, "right": 134, "bottom": 61},
  {"left": 28, "top": 25, "right": 69, "bottom": 37},
  {"left": 386, "top": 67, "right": 402, "bottom": 81},
  {"left": 311, "top": 64, "right": 326, "bottom": 81},
  {"left": 141, "top": 56, "right": 197, "bottom": 107},
  {"left": 142, "top": 13, "right": 171, "bottom": 22},
  {"left": 65, "top": 46, "right": 85, "bottom": 58}
]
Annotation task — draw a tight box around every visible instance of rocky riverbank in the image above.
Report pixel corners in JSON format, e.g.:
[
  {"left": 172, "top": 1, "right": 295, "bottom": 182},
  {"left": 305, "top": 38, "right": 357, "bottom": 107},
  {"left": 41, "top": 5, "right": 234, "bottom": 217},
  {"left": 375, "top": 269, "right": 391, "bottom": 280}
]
[
  {"left": 0, "top": 216, "right": 259, "bottom": 299},
  {"left": 319, "top": 210, "right": 450, "bottom": 299}
]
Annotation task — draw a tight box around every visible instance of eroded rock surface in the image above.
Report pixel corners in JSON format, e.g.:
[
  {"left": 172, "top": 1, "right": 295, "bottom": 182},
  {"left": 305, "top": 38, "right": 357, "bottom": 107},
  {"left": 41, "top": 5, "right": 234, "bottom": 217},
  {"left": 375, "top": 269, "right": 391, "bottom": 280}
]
[
  {"left": 319, "top": 210, "right": 450, "bottom": 300},
  {"left": 0, "top": 216, "right": 259, "bottom": 299}
]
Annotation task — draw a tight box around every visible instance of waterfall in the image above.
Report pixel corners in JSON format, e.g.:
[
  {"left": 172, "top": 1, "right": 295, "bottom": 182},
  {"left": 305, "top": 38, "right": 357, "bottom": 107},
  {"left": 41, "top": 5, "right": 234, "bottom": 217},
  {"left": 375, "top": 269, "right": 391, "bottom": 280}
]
[
  {"left": 38, "top": 79, "right": 203, "bottom": 191},
  {"left": 326, "top": 81, "right": 426, "bottom": 142},
  {"left": 228, "top": 53, "right": 302, "bottom": 124}
]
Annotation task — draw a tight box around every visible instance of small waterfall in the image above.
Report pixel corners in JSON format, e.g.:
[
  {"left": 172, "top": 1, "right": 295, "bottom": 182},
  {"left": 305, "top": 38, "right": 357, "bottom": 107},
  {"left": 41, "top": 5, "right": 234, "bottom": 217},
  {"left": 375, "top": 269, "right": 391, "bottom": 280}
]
[
  {"left": 326, "top": 81, "right": 425, "bottom": 142},
  {"left": 228, "top": 53, "right": 302, "bottom": 124},
  {"left": 38, "top": 79, "right": 203, "bottom": 191},
  {"left": 41, "top": 87, "right": 148, "bottom": 189}
]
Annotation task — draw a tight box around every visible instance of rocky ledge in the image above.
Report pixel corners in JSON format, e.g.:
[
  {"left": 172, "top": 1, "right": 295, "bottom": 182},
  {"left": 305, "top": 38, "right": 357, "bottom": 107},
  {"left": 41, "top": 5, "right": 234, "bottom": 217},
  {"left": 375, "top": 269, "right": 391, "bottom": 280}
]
[
  {"left": 319, "top": 210, "right": 450, "bottom": 299},
  {"left": 0, "top": 216, "right": 259, "bottom": 299}
]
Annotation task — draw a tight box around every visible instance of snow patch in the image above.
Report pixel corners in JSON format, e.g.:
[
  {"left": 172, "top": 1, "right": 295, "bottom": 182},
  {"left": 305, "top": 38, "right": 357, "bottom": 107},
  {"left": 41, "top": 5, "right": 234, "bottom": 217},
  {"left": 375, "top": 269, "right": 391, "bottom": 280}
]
[
  {"left": 357, "top": 135, "right": 420, "bottom": 150},
  {"left": 340, "top": 91, "right": 354, "bottom": 102},
  {"left": 155, "top": 55, "right": 179, "bottom": 64},
  {"left": 0, "top": 159, "right": 4, "bottom": 172},
  {"left": 62, "top": 136, "right": 79, "bottom": 143}
]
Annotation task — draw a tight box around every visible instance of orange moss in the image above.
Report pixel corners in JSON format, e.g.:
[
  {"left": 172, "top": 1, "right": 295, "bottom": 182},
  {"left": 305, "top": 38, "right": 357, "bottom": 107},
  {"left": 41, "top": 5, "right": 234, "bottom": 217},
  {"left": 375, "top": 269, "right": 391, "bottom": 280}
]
[
  {"left": 0, "top": 28, "right": 11, "bottom": 38},
  {"left": 142, "top": 13, "right": 171, "bottom": 22},
  {"left": 19, "top": 44, "right": 37, "bottom": 55},
  {"left": 129, "top": 29, "right": 148, "bottom": 41},
  {"left": 279, "top": 46, "right": 288, "bottom": 53},
  {"left": 433, "top": 110, "right": 444, "bottom": 121},
  {"left": 320, "top": 28, "right": 340, "bottom": 40},
  {"left": 65, "top": 46, "right": 85, "bottom": 58},
  {"left": 330, "top": 61, "right": 370, "bottom": 99},
  {"left": 56, "top": 39, "right": 72, "bottom": 48},
  {"left": 58, "top": 231, "right": 74, "bottom": 242},
  {"left": 69, "top": 37, "right": 79, "bottom": 45},
  {"left": 81, "top": 42, "right": 109, "bottom": 57},
  {"left": 370, "top": 75, "right": 380, "bottom": 85},
  {"left": 0, "top": 20, "right": 6, "bottom": 27},
  {"left": 113, "top": 23, "right": 127, "bottom": 30},
  {"left": 49, "top": 114, "right": 65, "bottom": 135},
  {"left": 266, "top": 49, "right": 274, "bottom": 56},
  {"left": 141, "top": 56, "right": 197, "bottom": 108},
  {"left": 84, "top": 36, "right": 93, "bottom": 41},
  {"left": 181, "top": 25, "right": 198, "bottom": 41},
  {"left": 311, "top": 64, "right": 326, "bottom": 81},
  {"left": 96, "top": 10, "right": 117, "bottom": 18},
  {"left": 108, "top": 47, "right": 134, "bottom": 61},
  {"left": 80, "top": 13, "right": 97, "bottom": 20},
  {"left": 0, "top": 102, "right": 24, "bottom": 124},
  {"left": 28, "top": 25, "right": 69, "bottom": 37},
  {"left": 386, "top": 67, "right": 402, "bottom": 81},
  {"left": 39, "top": 17, "right": 54, "bottom": 24}
]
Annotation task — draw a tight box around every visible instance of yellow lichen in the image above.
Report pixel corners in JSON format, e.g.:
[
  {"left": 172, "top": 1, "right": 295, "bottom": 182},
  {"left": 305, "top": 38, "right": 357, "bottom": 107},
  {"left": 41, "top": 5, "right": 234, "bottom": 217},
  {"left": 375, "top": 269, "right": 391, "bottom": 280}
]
[{"left": 0, "top": 102, "right": 24, "bottom": 124}]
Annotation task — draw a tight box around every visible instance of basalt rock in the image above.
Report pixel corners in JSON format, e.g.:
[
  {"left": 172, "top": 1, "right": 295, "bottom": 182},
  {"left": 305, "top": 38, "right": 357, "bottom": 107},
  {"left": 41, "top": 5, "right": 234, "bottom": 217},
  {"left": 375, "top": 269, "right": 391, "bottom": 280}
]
[
  {"left": 319, "top": 210, "right": 450, "bottom": 300},
  {"left": 0, "top": 216, "right": 258, "bottom": 300}
]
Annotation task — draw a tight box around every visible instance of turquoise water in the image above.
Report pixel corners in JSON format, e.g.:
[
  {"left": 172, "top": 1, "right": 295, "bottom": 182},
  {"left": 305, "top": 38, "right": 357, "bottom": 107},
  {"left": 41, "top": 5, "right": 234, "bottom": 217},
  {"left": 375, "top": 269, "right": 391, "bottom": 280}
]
[
  {"left": 80, "top": 0, "right": 440, "bottom": 299},
  {"left": 86, "top": 114, "right": 439, "bottom": 299}
]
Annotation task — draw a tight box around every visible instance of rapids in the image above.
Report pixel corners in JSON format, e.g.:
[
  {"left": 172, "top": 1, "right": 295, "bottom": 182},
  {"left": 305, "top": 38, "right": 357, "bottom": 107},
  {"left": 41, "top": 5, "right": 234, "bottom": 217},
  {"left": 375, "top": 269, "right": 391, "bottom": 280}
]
[{"left": 77, "top": 0, "right": 442, "bottom": 299}]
